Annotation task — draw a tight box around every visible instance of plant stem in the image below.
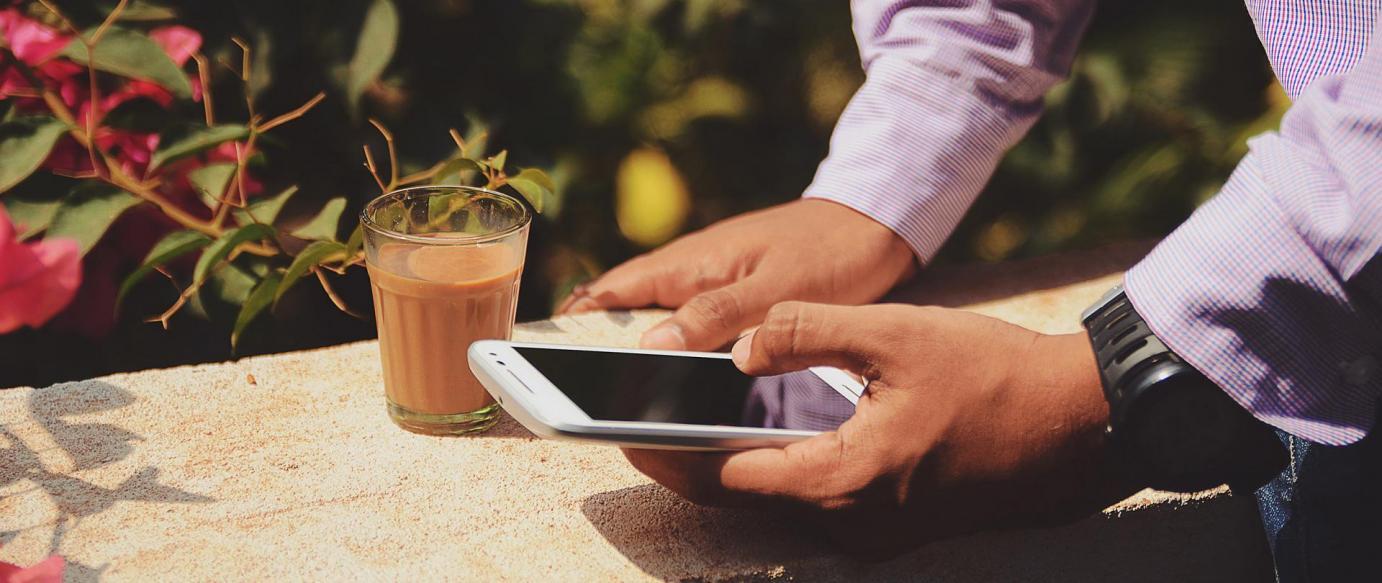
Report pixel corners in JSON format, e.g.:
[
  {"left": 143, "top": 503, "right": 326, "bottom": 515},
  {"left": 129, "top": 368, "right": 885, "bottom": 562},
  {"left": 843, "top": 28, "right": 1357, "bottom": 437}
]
[
  {"left": 257, "top": 92, "right": 326, "bottom": 133},
  {"left": 368, "top": 118, "right": 399, "bottom": 188},
  {"left": 192, "top": 53, "right": 216, "bottom": 126},
  {"left": 314, "top": 268, "right": 363, "bottom": 318}
]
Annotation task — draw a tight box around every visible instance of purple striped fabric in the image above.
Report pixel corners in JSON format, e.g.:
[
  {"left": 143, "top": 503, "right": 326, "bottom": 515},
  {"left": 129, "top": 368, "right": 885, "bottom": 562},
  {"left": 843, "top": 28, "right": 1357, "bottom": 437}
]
[{"left": 805, "top": 0, "right": 1382, "bottom": 445}]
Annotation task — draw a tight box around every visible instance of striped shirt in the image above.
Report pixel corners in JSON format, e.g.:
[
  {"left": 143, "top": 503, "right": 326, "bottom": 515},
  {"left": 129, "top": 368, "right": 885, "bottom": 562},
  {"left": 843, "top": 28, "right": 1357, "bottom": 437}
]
[{"left": 804, "top": 0, "right": 1382, "bottom": 445}]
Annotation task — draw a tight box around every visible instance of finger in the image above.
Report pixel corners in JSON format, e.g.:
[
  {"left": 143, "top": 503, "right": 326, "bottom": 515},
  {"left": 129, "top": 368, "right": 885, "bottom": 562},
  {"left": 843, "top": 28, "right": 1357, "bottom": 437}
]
[
  {"left": 731, "top": 302, "right": 890, "bottom": 378},
  {"left": 716, "top": 428, "right": 853, "bottom": 502},
  {"left": 620, "top": 448, "right": 755, "bottom": 506},
  {"left": 554, "top": 283, "right": 591, "bottom": 314},
  {"left": 640, "top": 278, "right": 770, "bottom": 351},
  {"left": 561, "top": 254, "right": 698, "bottom": 315},
  {"left": 557, "top": 256, "right": 658, "bottom": 314}
]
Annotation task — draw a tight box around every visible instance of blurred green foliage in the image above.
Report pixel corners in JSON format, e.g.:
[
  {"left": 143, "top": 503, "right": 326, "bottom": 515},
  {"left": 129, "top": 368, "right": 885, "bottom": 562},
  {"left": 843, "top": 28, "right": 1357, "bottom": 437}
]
[{"left": 6, "top": 0, "right": 1281, "bottom": 384}]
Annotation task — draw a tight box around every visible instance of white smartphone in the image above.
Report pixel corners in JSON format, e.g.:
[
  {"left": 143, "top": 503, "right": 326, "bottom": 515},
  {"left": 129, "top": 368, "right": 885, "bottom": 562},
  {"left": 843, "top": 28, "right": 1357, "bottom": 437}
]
[{"left": 468, "top": 340, "right": 865, "bottom": 450}]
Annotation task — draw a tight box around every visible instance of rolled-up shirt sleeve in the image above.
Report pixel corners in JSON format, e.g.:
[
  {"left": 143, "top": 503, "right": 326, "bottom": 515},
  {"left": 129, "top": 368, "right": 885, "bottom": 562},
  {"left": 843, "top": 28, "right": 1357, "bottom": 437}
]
[
  {"left": 1124, "top": 18, "right": 1382, "bottom": 446},
  {"left": 804, "top": 0, "right": 1095, "bottom": 263}
]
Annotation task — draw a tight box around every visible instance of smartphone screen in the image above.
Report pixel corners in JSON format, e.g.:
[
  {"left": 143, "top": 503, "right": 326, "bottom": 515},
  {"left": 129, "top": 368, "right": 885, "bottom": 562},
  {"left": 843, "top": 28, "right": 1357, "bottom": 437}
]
[{"left": 514, "top": 347, "right": 854, "bottom": 431}]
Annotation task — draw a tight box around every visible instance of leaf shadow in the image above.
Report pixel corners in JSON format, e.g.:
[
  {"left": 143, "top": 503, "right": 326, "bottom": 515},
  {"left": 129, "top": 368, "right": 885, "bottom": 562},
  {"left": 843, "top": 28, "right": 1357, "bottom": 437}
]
[{"left": 1, "top": 381, "right": 213, "bottom": 577}]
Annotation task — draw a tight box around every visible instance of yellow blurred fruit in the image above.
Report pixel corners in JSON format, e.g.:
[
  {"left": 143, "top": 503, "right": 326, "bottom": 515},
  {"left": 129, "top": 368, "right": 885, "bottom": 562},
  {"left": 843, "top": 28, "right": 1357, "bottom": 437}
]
[{"left": 616, "top": 148, "right": 691, "bottom": 247}]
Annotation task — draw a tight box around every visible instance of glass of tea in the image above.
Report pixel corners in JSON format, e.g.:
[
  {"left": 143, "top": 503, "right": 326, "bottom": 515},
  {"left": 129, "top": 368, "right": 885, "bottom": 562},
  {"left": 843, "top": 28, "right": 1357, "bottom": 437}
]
[{"left": 361, "top": 186, "right": 530, "bottom": 435}]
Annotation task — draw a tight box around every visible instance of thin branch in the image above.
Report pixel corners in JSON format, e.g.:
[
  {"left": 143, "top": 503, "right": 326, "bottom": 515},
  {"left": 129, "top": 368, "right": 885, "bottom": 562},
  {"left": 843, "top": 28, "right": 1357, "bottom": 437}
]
[
  {"left": 35, "top": 1, "right": 81, "bottom": 40},
  {"left": 234, "top": 142, "right": 249, "bottom": 207},
  {"left": 230, "top": 37, "right": 256, "bottom": 123},
  {"left": 1, "top": 88, "right": 43, "bottom": 98},
  {"left": 362, "top": 145, "right": 386, "bottom": 192},
  {"left": 231, "top": 37, "right": 251, "bottom": 83},
  {"left": 153, "top": 265, "right": 179, "bottom": 286},
  {"left": 368, "top": 118, "right": 399, "bottom": 188},
  {"left": 84, "top": 49, "right": 103, "bottom": 178},
  {"left": 191, "top": 52, "right": 215, "bottom": 126},
  {"left": 256, "top": 92, "right": 325, "bottom": 133},
  {"left": 90, "top": 0, "right": 130, "bottom": 45},
  {"left": 48, "top": 168, "right": 100, "bottom": 180},
  {"left": 104, "top": 160, "right": 216, "bottom": 236},
  {"left": 215, "top": 56, "right": 238, "bottom": 77},
  {"left": 448, "top": 128, "right": 465, "bottom": 152},
  {"left": 341, "top": 252, "right": 365, "bottom": 269},
  {"left": 315, "top": 268, "right": 364, "bottom": 318},
  {"left": 145, "top": 263, "right": 222, "bottom": 329},
  {"left": 397, "top": 160, "right": 448, "bottom": 186}
]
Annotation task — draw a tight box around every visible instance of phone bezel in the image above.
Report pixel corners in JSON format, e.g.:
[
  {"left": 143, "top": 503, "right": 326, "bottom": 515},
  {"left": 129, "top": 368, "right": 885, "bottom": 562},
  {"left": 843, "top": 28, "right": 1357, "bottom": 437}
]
[{"left": 467, "top": 340, "right": 863, "bottom": 450}]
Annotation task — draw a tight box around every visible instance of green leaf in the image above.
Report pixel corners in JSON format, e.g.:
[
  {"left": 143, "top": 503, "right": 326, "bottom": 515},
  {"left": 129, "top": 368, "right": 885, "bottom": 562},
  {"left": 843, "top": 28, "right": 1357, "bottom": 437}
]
[
  {"left": 62, "top": 27, "right": 193, "bottom": 98},
  {"left": 233, "top": 185, "right": 298, "bottom": 226},
  {"left": 2, "top": 192, "right": 63, "bottom": 240},
  {"left": 506, "top": 168, "right": 556, "bottom": 214},
  {"left": 276, "top": 240, "right": 347, "bottom": 307},
  {"left": 232, "top": 273, "right": 281, "bottom": 350},
  {"left": 343, "top": 223, "right": 365, "bottom": 259},
  {"left": 436, "top": 157, "right": 485, "bottom": 186},
  {"left": 119, "top": 1, "right": 179, "bottom": 21},
  {"left": 193, "top": 223, "right": 274, "bottom": 288},
  {"left": 115, "top": 229, "right": 211, "bottom": 310},
  {"left": 0, "top": 117, "right": 68, "bottom": 193},
  {"left": 427, "top": 191, "right": 463, "bottom": 225},
  {"left": 148, "top": 124, "right": 249, "bottom": 171},
  {"left": 290, "top": 197, "right": 346, "bottom": 240},
  {"left": 490, "top": 150, "right": 508, "bottom": 173},
  {"left": 47, "top": 186, "right": 141, "bottom": 255},
  {"left": 346, "top": 0, "right": 399, "bottom": 112},
  {"left": 187, "top": 163, "right": 236, "bottom": 208}
]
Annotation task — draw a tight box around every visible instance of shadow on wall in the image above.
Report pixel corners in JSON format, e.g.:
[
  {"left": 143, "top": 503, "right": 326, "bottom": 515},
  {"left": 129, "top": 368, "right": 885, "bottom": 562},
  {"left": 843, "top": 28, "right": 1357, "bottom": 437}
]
[
  {"left": 1, "top": 381, "right": 213, "bottom": 581},
  {"left": 581, "top": 483, "right": 1275, "bottom": 582}
]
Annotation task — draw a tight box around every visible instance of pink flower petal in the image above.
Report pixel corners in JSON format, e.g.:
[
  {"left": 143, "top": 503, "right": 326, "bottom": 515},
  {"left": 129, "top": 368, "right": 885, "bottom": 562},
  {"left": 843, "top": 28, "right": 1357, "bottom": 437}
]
[
  {"left": 40, "top": 138, "right": 94, "bottom": 174},
  {"left": 0, "top": 554, "right": 65, "bottom": 583},
  {"left": 0, "top": 208, "right": 82, "bottom": 334},
  {"left": 0, "top": 9, "right": 71, "bottom": 65},
  {"left": 109, "top": 80, "right": 174, "bottom": 109},
  {"left": 148, "top": 25, "right": 202, "bottom": 67}
]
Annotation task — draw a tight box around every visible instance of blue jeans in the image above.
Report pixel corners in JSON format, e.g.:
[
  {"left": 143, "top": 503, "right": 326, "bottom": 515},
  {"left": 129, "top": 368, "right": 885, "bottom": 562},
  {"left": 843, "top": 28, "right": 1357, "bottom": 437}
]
[{"left": 1255, "top": 424, "right": 1382, "bottom": 582}]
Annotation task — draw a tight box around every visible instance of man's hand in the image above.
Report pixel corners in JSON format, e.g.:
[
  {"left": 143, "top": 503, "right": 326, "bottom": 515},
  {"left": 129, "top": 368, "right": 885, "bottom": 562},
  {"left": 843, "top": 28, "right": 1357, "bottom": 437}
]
[
  {"left": 622, "top": 302, "right": 1136, "bottom": 557},
  {"left": 557, "top": 199, "right": 916, "bottom": 351}
]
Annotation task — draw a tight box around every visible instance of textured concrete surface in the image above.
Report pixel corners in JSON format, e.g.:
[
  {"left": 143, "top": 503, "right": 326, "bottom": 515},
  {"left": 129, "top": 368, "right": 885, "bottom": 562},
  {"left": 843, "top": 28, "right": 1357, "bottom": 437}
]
[{"left": 0, "top": 242, "right": 1273, "bottom": 581}]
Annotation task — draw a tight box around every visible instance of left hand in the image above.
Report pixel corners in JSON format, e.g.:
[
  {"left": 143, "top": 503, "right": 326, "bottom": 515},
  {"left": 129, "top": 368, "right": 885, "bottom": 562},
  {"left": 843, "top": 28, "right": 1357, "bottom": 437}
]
[{"left": 622, "top": 302, "right": 1137, "bottom": 557}]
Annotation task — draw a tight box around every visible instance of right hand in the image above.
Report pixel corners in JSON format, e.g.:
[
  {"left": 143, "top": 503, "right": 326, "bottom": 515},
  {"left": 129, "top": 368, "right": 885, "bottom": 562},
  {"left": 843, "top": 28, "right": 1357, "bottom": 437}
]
[{"left": 556, "top": 199, "right": 917, "bottom": 351}]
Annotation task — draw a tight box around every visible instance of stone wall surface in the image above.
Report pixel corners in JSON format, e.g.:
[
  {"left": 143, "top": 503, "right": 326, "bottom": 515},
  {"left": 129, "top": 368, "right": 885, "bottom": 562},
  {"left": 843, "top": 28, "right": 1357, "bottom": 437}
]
[{"left": 0, "top": 242, "right": 1274, "bottom": 581}]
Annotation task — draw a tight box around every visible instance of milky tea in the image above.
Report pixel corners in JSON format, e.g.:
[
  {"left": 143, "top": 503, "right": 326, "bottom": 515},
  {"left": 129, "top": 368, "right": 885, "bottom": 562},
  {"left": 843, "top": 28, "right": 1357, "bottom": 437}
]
[{"left": 362, "top": 187, "right": 529, "bottom": 435}]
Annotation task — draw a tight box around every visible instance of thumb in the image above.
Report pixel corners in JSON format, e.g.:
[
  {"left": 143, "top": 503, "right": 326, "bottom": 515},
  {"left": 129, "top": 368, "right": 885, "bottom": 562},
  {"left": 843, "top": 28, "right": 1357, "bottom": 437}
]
[
  {"left": 640, "top": 278, "right": 771, "bottom": 351},
  {"left": 730, "top": 302, "right": 889, "bottom": 379}
]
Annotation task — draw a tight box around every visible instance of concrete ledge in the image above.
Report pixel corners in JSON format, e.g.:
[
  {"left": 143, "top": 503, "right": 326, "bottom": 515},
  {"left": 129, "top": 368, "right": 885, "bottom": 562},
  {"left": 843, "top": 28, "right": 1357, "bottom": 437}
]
[{"left": 0, "top": 242, "right": 1273, "bottom": 580}]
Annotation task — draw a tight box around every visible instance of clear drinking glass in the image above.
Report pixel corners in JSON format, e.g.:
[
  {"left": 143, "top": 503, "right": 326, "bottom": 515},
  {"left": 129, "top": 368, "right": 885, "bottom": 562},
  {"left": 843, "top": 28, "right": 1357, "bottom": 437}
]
[{"left": 361, "top": 186, "right": 530, "bottom": 435}]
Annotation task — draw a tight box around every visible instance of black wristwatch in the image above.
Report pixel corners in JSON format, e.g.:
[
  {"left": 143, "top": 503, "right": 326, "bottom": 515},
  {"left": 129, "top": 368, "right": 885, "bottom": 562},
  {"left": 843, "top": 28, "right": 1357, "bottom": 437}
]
[{"left": 1081, "top": 285, "right": 1286, "bottom": 493}]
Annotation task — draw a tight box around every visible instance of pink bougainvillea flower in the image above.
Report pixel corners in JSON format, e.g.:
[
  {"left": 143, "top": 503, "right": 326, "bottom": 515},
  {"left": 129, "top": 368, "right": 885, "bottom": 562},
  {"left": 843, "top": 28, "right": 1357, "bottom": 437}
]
[
  {"left": 49, "top": 242, "right": 118, "bottom": 338},
  {"left": 0, "top": 207, "right": 82, "bottom": 334},
  {"left": 0, "top": 553, "right": 64, "bottom": 583},
  {"left": 148, "top": 25, "right": 201, "bottom": 67},
  {"left": 0, "top": 8, "right": 70, "bottom": 64}
]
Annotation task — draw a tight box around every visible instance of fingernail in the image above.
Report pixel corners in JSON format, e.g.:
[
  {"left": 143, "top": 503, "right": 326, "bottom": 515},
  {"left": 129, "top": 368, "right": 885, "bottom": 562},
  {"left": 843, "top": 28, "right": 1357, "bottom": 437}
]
[
  {"left": 731, "top": 331, "right": 755, "bottom": 368},
  {"left": 566, "top": 297, "right": 600, "bottom": 314},
  {"left": 641, "top": 325, "right": 686, "bottom": 350}
]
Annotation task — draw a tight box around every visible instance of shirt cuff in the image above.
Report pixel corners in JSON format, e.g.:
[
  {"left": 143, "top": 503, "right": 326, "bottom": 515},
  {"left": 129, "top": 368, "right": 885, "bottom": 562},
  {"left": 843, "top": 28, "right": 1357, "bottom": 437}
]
[
  {"left": 802, "top": 56, "right": 1035, "bottom": 264},
  {"left": 1124, "top": 150, "right": 1382, "bottom": 446}
]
